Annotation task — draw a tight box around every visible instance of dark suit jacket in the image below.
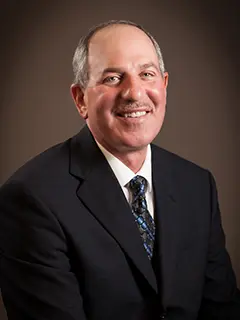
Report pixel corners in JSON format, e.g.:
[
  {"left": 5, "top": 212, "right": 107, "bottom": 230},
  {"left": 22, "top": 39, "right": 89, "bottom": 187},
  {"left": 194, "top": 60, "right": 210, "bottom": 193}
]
[{"left": 0, "top": 126, "right": 240, "bottom": 320}]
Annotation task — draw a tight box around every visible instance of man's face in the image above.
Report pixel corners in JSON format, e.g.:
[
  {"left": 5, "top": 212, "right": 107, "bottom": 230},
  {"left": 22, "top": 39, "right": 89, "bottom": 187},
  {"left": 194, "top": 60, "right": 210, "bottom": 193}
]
[{"left": 73, "top": 25, "right": 168, "bottom": 156}]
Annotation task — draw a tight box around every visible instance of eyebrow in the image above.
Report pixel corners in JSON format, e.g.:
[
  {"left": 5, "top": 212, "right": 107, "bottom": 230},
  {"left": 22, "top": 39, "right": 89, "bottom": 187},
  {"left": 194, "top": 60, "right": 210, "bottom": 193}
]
[
  {"left": 139, "top": 62, "right": 159, "bottom": 71},
  {"left": 101, "top": 67, "right": 124, "bottom": 75}
]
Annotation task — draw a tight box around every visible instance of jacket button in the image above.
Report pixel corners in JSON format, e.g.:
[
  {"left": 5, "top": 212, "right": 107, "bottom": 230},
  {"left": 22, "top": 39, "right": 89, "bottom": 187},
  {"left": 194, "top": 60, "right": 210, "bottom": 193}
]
[{"left": 159, "top": 311, "right": 167, "bottom": 319}]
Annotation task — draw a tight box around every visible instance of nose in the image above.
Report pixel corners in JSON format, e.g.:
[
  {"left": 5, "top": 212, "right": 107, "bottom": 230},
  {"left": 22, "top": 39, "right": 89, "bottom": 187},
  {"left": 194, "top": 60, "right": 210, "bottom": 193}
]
[{"left": 121, "top": 76, "right": 145, "bottom": 101}]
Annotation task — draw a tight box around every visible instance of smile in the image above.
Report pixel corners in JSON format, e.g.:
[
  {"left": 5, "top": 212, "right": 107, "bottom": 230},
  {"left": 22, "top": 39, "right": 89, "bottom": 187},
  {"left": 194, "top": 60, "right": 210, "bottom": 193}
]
[
  {"left": 117, "top": 110, "right": 150, "bottom": 118},
  {"left": 124, "top": 111, "right": 147, "bottom": 118}
]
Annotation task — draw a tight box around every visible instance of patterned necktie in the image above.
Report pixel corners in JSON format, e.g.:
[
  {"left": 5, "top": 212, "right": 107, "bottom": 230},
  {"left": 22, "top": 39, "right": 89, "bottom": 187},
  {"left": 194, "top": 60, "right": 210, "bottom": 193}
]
[{"left": 129, "top": 175, "right": 155, "bottom": 259}]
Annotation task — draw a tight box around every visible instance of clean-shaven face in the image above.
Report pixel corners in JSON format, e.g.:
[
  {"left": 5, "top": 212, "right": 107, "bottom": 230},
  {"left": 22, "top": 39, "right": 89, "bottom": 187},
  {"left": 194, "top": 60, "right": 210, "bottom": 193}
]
[{"left": 81, "top": 25, "right": 168, "bottom": 155}]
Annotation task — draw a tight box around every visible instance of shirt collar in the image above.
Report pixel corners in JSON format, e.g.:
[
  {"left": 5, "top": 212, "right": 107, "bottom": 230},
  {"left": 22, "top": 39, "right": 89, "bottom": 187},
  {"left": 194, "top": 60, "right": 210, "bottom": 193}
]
[{"left": 96, "top": 141, "right": 152, "bottom": 192}]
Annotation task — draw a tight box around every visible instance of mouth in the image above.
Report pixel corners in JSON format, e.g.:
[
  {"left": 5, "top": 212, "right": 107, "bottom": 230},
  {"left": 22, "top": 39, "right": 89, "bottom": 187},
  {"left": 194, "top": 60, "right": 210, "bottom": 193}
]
[{"left": 116, "top": 110, "right": 150, "bottom": 118}]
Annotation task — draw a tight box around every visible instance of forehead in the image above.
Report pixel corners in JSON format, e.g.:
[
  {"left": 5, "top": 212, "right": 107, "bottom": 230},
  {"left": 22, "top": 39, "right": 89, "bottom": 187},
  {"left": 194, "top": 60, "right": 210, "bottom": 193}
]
[{"left": 88, "top": 25, "right": 159, "bottom": 73}]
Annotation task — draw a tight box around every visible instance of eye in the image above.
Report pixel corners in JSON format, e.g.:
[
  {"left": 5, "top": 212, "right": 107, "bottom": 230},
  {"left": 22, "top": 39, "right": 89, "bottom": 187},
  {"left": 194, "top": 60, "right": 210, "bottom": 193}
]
[
  {"left": 103, "top": 75, "right": 121, "bottom": 85},
  {"left": 141, "top": 71, "right": 155, "bottom": 79}
]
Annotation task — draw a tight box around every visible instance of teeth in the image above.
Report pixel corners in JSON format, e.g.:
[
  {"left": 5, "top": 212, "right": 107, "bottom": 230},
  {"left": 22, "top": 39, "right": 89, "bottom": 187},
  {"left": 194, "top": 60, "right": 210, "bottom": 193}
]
[{"left": 124, "top": 111, "right": 147, "bottom": 118}]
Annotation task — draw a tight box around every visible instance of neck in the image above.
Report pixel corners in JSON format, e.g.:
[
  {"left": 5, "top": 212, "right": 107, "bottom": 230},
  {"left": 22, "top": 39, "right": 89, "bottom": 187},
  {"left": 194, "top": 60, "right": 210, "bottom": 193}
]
[{"left": 102, "top": 143, "right": 148, "bottom": 173}]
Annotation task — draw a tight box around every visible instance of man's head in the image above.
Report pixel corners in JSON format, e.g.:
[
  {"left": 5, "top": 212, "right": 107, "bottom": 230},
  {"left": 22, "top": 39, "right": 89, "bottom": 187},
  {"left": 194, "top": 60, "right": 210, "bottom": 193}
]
[
  {"left": 71, "top": 20, "right": 168, "bottom": 158},
  {"left": 72, "top": 20, "right": 166, "bottom": 89}
]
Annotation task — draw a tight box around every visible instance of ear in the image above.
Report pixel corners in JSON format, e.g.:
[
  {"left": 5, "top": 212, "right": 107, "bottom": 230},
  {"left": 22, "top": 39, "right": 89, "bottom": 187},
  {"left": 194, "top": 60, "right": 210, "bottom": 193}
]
[
  {"left": 163, "top": 72, "right": 169, "bottom": 88},
  {"left": 163, "top": 72, "right": 169, "bottom": 97},
  {"left": 70, "top": 84, "right": 88, "bottom": 119}
]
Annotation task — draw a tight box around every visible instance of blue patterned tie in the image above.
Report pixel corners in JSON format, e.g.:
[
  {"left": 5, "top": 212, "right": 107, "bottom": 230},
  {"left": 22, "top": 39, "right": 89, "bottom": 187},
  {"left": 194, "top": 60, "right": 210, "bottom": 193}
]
[{"left": 129, "top": 175, "right": 155, "bottom": 259}]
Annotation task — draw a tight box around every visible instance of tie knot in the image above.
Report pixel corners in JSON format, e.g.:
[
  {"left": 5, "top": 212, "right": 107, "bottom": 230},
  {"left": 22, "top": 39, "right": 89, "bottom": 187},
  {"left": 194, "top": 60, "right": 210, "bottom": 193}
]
[{"left": 129, "top": 175, "right": 147, "bottom": 196}]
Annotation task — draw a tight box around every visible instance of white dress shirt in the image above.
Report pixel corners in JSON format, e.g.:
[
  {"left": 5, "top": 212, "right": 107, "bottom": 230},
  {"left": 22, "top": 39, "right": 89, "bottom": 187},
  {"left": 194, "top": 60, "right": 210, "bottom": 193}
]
[{"left": 96, "top": 142, "right": 155, "bottom": 218}]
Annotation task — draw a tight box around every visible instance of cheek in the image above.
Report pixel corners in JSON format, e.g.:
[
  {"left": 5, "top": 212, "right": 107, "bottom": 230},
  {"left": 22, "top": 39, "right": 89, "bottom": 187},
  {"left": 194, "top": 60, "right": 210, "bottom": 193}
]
[
  {"left": 149, "top": 86, "right": 167, "bottom": 106},
  {"left": 87, "top": 87, "right": 116, "bottom": 111},
  {"left": 86, "top": 87, "right": 105, "bottom": 106},
  {"left": 149, "top": 87, "right": 166, "bottom": 105}
]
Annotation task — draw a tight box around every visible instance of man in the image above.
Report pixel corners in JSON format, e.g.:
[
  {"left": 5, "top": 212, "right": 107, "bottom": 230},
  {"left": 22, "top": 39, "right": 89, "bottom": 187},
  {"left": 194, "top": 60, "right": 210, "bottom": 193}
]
[{"left": 0, "top": 20, "right": 239, "bottom": 320}]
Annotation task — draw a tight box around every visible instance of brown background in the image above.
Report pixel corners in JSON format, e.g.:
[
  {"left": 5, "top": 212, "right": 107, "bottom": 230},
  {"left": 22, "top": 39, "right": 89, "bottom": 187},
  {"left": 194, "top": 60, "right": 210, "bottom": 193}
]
[{"left": 0, "top": 1, "right": 239, "bottom": 318}]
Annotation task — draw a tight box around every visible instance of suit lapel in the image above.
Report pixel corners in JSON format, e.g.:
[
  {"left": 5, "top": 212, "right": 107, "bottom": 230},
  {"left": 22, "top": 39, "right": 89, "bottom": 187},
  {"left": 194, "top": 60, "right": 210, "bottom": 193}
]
[
  {"left": 69, "top": 126, "right": 158, "bottom": 292},
  {"left": 152, "top": 145, "right": 181, "bottom": 304}
]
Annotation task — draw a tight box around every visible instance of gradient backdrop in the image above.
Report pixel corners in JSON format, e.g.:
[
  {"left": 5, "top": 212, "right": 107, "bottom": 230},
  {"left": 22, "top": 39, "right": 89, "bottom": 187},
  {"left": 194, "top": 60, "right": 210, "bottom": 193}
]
[{"left": 0, "top": 1, "right": 239, "bottom": 318}]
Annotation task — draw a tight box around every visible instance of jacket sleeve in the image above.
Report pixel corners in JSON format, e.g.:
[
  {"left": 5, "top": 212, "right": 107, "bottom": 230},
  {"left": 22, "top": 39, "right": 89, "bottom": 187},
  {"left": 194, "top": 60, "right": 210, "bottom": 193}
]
[
  {"left": 0, "top": 180, "right": 87, "bottom": 320},
  {"left": 198, "top": 172, "right": 240, "bottom": 319}
]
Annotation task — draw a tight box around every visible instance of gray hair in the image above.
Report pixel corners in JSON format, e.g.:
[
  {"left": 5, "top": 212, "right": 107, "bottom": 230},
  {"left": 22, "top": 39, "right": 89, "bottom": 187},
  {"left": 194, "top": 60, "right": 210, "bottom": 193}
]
[{"left": 72, "top": 20, "right": 166, "bottom": 88}]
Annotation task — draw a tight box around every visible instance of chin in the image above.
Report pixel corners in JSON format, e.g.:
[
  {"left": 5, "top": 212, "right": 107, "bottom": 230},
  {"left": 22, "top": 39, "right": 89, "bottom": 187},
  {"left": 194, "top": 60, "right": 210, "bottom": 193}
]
[
  {"left": 120, "top": 136, "right": 153, "bottom": 151},
  {"left": 133, "top": 130, "right": 159, "bottom": 145}
]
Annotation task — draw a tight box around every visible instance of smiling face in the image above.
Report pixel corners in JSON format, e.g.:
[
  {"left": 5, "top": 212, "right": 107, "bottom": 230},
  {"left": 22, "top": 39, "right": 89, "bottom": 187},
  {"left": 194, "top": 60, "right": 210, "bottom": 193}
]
[{"left": 72, "top": 25, "right": 168, "bottom": 158}]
